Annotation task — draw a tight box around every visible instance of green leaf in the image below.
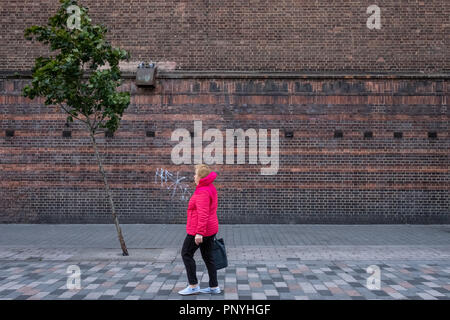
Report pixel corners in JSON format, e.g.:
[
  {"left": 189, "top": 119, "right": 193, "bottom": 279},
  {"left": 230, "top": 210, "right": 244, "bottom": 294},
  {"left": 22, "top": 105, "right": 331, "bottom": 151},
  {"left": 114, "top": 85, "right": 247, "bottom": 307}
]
[{"left": 23, "top": 0, "right": 130, "bottom": 133}]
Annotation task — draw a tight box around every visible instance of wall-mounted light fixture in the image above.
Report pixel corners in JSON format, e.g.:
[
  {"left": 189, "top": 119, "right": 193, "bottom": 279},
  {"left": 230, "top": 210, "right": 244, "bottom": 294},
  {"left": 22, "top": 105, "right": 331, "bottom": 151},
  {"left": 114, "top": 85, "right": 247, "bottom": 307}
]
[
  {"left": 136, "top": 62, "right": 156, "bottom": 87},
  {"left": 284, "top": 130, "right": 294, "bottom": 138}
]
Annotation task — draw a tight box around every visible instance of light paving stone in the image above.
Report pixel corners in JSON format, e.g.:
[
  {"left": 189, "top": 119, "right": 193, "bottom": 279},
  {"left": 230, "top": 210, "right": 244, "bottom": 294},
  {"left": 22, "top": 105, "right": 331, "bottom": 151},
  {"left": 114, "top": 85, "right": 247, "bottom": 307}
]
[
  {"left": 338, "top": 273, "right": 357, "bottom": 282},
  {"left": 251, "top": 292, "right": 267, "bottom": 299},
  {"left": 28, "top": 291, "right": 51, "bottom": 299},
  {"left": 313, "top": 284, "right": 328, "bottom": 291},
  {"left": 274, "top": 282, "right": 288, "bottom": 288},
  {"left": 125, "top": 281, "right": 139, "bottom": 287},
  {"left": 84, "top": 292, "right": 103, "bottom": 300},
  {"left": 299, "top": 282, "right": 317, "bottom": 294},
  {"left": 424, "top": 289, "right": 446, "bottom": 297},
  {"left": 224, "top": 293, "right": 239, "bottom": 299},
  {"left": 423, "top": 282, "right": 440, "bottom": 288},
  {"left": 417, "top": 292, "right": 438, "bottom": 300},
  {"left": 104, "top": 289, "right": 120, "bottom": 295},
  {"left": 264, "top": 289, "right": 279, "bottom": 296},
  {"left": 294, "top": 295, "right": 310, "bottom": 300},
  {"left": 85, "top": 284, "right": 100, "bottom": 290},
  {"left": 237, "top": 284, "right": 250, "bottom": 291},
  {"left": 324, "top": 281, "right": 338, "bottom": 288}
]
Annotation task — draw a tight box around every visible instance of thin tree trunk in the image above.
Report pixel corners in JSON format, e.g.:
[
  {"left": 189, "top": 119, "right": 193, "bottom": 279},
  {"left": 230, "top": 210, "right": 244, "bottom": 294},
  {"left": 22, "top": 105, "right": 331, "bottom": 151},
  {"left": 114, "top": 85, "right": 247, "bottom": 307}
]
[{"left": 89, "top": 130, "right": 129, "bottom": 256}]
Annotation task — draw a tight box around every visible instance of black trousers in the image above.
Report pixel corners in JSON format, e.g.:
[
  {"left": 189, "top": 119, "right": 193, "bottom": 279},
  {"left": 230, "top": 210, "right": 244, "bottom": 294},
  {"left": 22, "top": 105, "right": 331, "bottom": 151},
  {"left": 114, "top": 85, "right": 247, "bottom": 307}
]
[{"left": 181, "top": 233, "right": 218, "bottom": 287}]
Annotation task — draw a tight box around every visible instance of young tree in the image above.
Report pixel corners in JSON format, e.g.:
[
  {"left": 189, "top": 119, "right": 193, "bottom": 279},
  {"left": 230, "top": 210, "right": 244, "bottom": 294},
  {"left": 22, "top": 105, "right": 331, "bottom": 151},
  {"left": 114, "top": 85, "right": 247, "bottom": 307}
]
[{"left": 23, "top": 0, "right": 130, "bottom": 255}]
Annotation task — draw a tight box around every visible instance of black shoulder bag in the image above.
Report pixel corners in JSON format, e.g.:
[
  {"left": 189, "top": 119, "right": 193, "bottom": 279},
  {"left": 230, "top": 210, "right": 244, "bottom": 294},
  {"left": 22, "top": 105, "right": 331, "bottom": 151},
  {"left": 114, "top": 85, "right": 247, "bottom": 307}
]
[{"left": 212, "top": 236, "right": 228, "bottom": 270}]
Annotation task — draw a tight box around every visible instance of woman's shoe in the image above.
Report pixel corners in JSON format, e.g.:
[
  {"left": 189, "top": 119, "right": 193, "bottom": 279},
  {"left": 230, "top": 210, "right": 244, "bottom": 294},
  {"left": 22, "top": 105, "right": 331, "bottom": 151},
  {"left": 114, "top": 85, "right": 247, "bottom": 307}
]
[
  {"left": 178, "top": 285, "right": 200, "bottom": 295},
  {"left": 199, "top": 287, "right": 221, "bottom": 294}
]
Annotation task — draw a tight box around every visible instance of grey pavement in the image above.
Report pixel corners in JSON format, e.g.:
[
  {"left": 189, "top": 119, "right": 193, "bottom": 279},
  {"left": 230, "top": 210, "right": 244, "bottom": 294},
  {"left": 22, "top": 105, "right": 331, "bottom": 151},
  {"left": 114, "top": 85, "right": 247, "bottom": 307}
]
[
  {"left": 1, "top": 224, "right": 449, "bottom": 248},
  {"left": 1, "top": 224, "right": 449, "bottom": 262}
]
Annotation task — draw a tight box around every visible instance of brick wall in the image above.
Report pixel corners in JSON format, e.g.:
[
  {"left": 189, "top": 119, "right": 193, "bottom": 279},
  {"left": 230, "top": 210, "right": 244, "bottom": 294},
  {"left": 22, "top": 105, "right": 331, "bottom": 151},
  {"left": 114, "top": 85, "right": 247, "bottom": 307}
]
[
  {"left": 0, "top": 0, "right": 449, "bottom": 73},
  {"left": 0, "top": 1, "right": 449, "bottom": 224},
  {"left": 1, "top": 75, "right": 448, "bottom": 224}
]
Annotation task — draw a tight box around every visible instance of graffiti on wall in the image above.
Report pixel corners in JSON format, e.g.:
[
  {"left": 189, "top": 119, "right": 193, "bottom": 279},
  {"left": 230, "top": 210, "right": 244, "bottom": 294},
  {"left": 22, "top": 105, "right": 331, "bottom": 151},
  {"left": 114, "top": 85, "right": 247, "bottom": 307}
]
[{"left": 154, "top": 168, "right": 192, "bottom": 201}]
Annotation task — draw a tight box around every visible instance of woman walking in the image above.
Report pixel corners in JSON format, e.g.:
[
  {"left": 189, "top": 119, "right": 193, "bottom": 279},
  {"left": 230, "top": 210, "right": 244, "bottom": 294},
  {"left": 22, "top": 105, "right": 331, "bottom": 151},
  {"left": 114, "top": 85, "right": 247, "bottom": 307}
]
[{"left": 178, "top": 164, "right": 220, "bottom": 295}]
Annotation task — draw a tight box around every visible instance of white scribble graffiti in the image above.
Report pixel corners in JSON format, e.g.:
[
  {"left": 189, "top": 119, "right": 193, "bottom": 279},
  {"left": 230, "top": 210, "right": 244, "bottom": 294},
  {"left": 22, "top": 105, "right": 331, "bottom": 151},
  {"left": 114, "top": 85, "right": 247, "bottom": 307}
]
[{"left": 155, "top": 168, "right": 192, "bottom": 201}]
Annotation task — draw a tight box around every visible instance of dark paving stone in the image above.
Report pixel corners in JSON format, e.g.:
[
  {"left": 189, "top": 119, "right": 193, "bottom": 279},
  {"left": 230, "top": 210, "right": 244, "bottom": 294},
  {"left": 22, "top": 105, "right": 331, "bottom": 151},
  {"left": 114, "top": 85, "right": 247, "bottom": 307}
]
[
  {"left": 0, "top": 290, "right": 16, "bottom": 295},
  {"left": 180, "top": 295, "right": 198, "bottom": 300},
  {"left": 92, "top": 280, "right": 106, "bottom": 284},
  {"left": 408, "top": 280, "right": 425, "bottom": 285},
  {"left": 157, "top": 290, "right": 172, "bottom": 295},
  {"left": 318, "top": 290, "right": 333, "bottom": 296},
  {"left": 433, "top": 288, "right": 449, "bottom": 294},
  {"left": 351, "top": 283, "right": 365, "bottom": 288},
  {"left": 271, "top": 278, "right": 284, "bottom": 282},
  {"left": 120, "top": 287, "right": 134, "bottom": 292},
  {"left": 50, "top": 289, "right": 66, "bottom": 295},
  {"left": 371, "top": 290, "right": 389, "bottom": 296},
  {"left": 404, "top": 268, "right": 417, "bottom": 272}
]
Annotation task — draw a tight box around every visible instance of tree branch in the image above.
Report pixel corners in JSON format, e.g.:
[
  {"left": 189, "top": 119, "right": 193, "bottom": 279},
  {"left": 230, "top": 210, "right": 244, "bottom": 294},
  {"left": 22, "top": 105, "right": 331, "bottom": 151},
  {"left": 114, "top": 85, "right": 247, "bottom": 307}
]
[
  {"left": 60, "top": 103, "right": 89, "bottom": 125},
  {"left": 93, "top": 110, "right": 107, "bottom": 131}
]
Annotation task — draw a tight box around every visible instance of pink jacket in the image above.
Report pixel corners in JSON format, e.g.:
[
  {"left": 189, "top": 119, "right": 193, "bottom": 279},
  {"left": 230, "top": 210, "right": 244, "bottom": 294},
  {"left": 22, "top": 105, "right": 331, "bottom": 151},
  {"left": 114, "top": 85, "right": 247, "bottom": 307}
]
[{"left": 186, "top": 171, "right": 219, "bottom": 237}]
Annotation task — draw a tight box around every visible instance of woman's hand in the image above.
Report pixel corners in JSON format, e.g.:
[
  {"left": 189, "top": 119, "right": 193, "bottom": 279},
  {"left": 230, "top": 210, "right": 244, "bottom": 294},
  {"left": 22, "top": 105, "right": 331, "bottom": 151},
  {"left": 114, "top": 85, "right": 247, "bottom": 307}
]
[{"left": 195, "top": 234, "right": 203, "bottom": 245}]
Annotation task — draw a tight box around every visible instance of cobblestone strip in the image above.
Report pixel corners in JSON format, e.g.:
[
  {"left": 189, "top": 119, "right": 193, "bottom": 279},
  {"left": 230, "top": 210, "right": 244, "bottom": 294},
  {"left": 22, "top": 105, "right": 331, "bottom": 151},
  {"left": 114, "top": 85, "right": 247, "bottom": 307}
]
[{"left": 0, "top": 260, "right": 449, "bottom": 300}]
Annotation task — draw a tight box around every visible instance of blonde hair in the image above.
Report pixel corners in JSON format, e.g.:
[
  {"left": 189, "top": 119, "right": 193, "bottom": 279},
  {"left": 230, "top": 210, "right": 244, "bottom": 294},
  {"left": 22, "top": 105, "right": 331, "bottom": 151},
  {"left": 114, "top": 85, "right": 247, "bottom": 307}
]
[{"left": 195, "top": 164, "right": 212, "bottom": 179}]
